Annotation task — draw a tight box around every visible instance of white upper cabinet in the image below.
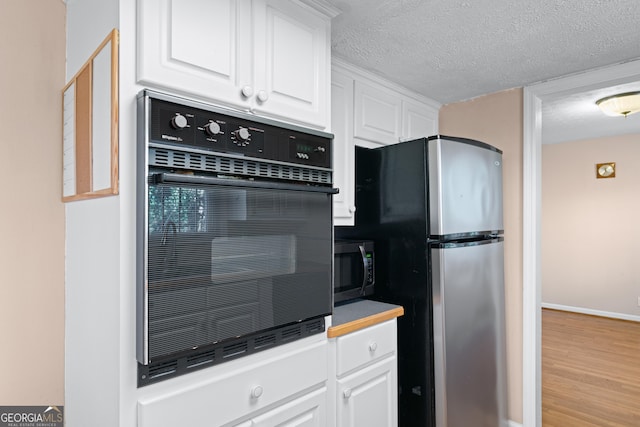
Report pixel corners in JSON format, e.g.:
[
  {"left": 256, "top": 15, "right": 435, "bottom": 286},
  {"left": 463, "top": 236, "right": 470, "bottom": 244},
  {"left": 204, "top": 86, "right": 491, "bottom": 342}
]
[
  {"left": 137, "top": 0, "right": 249, "bottom": 106},
  {"left": 402, "top": 97, "right": 439, "bottom": 141},
  {"left": 354, "top": 81, "right": 403, "bottom": 145},
  {"left": 250, "top": 0, "right": 331, "bottom": 127},
  {"left": 137, "top": 0, "right": 335, "bottom": 129},
  {"left": 331, "top": 59, "right": 440, "bottom": 225}
]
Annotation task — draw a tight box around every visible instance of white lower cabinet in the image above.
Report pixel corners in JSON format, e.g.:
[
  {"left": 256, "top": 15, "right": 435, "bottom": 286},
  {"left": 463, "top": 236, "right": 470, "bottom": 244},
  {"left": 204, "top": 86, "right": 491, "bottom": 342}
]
[
  {"left": 332, "top": 319, "right": 399, "bottom": 427},
  {"left": 249, "top": 387, "right": 327, "bottom": 427},
  {"left": 137, "top": 338, "right": 328, "bottom": 427},
  {"left": 136, "top": 319, "right": 399, "bottom": 427},
  {"left": 337, "top": 358, "right": 397, "bottom": 427}
]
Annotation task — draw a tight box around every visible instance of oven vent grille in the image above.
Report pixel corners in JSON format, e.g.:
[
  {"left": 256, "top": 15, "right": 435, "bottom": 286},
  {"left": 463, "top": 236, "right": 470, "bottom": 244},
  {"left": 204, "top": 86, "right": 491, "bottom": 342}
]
[
  {"left": 149, "top": 147, "right": 332, "bottom": 185},
  {"left": 281, "top": 325, "right": 302, "bottom": 342},
  {"left": 306, "top": 319, "right": 324, "bottom": 334},
  {"left": 146, "top": 360, "right": 178, "bottom": 380},
  {"left": 222, "top": 341, "right": 248, "bottom": 359},
  {"left": 254, "top": 333, "right": 277, "bottom": 350},
  {"left": 186, "top": 350, "right": 216, "bottom": 369},
  {"left": 138, "top": 316, "right": 325, "bottom": 387}
]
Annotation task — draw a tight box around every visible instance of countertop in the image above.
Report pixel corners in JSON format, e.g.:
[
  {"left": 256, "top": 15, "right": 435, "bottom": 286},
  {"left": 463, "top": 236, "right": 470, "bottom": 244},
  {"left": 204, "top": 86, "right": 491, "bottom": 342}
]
[{"left": 327, "top": 298, "right": 404, "bottom": 338}]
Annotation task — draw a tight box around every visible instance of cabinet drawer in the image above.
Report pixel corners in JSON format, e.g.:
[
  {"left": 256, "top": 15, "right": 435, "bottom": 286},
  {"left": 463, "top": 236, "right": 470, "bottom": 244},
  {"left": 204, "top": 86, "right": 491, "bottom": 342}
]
[
  {"left": 251, "top": 386, "right": 327, "bottom": 426},
  {"left": 336, "top": 319, "right": 396, "bottom": 377},
  {"left": 138, "top": 339, "right": 328, "bottom": 427}
]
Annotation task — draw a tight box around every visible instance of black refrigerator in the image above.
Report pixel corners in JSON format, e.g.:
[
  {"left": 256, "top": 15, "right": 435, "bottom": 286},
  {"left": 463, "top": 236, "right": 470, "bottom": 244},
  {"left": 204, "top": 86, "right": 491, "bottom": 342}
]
[{"left": 338, "top": 136, "right": 508, "bottom": 427}]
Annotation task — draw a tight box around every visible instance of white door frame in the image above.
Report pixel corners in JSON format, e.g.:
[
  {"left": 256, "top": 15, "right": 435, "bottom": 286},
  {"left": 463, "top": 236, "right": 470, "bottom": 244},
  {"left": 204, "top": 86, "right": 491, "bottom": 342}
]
[{"left": 522, "top": 59, "right": 640, "bottom": 427}]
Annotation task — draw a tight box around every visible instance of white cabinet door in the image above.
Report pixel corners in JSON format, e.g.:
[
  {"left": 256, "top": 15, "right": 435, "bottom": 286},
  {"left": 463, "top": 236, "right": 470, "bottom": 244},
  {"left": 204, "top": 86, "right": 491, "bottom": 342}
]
[
  {"left": 353, "top": 81, "right": 402, "bottom": 145},
  {"left": 336, "top": 357, "right": 398, "bottom": 427},
  {"left": 138, "top": 0, "right": 252, "bottom": 108},
  {"left": 402, "top": 98, "right": 438, "bottom": 141},
  {"left": 250, "top": 387, "right": 327, "bottom": 427},
  {"left": 138, "top": 0, "right": 330, "bottom": 129},
  {"left": 251, "top": 0, "right": 330, "bottom": 128},
  {"left": 331, "top": 69, "right": 356, "bottom": 225}
]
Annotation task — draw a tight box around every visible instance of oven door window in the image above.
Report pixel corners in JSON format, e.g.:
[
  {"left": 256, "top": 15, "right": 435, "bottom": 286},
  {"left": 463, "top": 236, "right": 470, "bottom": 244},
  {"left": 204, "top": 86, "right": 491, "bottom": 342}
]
[{"left": 146, "top": 181, "right": 332, "bottom": 360}]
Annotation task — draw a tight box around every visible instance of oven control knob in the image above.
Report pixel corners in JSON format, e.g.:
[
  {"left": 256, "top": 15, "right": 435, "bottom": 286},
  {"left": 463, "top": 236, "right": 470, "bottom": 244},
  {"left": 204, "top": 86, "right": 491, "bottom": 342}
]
[
  {"left": 204, "top": 121, "right": 221, "bottom": 136},
  {"left": 171, "top": 113, "right": 188, "bottom": 129},
  {"left": 234, "top": 127, "right": 250, "bottom": 141}
]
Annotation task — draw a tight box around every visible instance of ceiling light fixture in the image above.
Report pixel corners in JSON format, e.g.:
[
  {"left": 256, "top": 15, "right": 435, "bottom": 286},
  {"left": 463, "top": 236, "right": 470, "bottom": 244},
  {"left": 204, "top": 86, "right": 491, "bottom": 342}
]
[{"left": 595, "top": 91, "right": 640, "bottom": 117}]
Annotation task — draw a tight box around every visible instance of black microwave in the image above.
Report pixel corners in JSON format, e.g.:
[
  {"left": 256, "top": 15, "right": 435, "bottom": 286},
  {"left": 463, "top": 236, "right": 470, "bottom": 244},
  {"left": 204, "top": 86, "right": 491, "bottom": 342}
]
[{"left": 334, "top": 240, "right": 375, "bottom": 303}]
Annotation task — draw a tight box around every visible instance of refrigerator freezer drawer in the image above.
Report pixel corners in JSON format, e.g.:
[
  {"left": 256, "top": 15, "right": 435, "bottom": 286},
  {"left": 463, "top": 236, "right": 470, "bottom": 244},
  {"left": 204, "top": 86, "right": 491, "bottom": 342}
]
[
  {"left": 431, "top": 238, "right": 508, "bottom": 427},
  {"left": 428, "top": 136, "right": 503, "bottom": 237}
]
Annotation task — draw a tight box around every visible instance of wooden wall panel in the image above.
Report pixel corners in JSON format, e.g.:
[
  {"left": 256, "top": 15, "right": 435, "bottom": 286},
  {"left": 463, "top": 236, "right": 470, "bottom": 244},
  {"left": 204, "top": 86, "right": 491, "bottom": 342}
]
[
  {"left": 62, "top": 29, "right": 118, "bottom": 202},
  {"left": 74, "top": 65, "right": 92, "bottom": 195}
]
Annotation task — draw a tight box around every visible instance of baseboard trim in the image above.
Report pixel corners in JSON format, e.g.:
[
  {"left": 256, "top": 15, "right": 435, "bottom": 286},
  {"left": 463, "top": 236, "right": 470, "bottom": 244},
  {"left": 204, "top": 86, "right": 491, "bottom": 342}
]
[
  {"left": 542, "top": 303, "right": 640, "bottom": 323},
  {"left": 509, "top": 420, "right": 523, "bottom": 427}
]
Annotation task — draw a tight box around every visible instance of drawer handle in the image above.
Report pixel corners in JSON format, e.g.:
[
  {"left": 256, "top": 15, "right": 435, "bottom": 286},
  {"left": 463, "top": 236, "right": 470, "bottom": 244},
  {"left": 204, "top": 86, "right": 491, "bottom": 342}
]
[
  {"left": 343, "top": 388, "right": 352, "bottom": 399},
  {"left": 251, "top": 385, "right": 264, "bottom": 399},
  {"left": 369, "top": 342, "right": 378, "bottom": 352}
]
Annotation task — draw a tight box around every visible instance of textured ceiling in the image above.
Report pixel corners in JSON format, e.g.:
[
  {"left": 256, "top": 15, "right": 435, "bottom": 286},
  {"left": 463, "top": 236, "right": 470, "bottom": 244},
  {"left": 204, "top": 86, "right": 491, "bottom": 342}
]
[
  {"left": 327, "top": 0, "right": 640, "bottom": 143},
  {"left": 542, "top": 81, "right": 640, "bottom": 144},
  {"left": 328, "top": 0, "right": 640, "bottom": 104}
]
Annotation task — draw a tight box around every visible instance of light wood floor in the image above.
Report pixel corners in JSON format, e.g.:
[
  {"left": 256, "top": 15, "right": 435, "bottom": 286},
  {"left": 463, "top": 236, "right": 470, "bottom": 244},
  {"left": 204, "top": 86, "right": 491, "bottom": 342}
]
[{"left": 542, "top": 308, "right": 640, "bottom": 426}]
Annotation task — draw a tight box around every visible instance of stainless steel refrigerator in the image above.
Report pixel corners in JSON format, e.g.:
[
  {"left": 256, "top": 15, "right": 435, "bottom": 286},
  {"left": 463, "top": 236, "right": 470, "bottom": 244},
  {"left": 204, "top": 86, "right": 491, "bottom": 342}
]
[{"left": 338, "top": 136, "right": 508, "bottom": 427}]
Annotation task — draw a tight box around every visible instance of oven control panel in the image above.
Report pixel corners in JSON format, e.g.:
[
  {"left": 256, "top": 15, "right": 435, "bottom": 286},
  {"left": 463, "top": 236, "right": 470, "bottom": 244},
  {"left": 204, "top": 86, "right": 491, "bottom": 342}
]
[{"left": 148, "top": 97, "right": 332, "bottom": 169}]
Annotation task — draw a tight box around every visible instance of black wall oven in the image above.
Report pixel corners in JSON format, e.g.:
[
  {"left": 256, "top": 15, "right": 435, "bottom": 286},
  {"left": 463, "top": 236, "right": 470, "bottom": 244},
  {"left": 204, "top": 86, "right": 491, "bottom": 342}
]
[{"left": 136, "top": 90, "right": 336, "bottom": 386}]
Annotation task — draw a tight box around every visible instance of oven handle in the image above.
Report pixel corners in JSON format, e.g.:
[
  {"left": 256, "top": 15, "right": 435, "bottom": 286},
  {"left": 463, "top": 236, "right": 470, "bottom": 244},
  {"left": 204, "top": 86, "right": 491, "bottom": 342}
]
[{"left": 152, "top": 173, "right": 339, "bottom": 194}]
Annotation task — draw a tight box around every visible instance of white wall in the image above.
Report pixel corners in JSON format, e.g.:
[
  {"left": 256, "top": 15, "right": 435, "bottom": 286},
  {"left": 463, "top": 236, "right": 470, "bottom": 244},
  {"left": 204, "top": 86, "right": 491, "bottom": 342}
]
[
  {"left": 542, "top": 134, "right": 640, "bottom": 319},
  {"left": 66, "top": 0, "right": 119, "bottom": 77},
  {"left": 64, "top": 1, "right": 122, "bottom": 426},
  {"left": 0, "top": 0, "right": 66, "bottom": 406}
]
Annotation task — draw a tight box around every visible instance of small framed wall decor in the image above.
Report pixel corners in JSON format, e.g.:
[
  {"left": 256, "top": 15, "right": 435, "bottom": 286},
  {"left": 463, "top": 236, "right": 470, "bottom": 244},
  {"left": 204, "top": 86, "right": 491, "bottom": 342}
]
[
  {"left": 596, "top": 162, "right": 615, "bottom": 179},
  {"left": 62, "top": 29, "right": 119, "bottom": 202}
]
